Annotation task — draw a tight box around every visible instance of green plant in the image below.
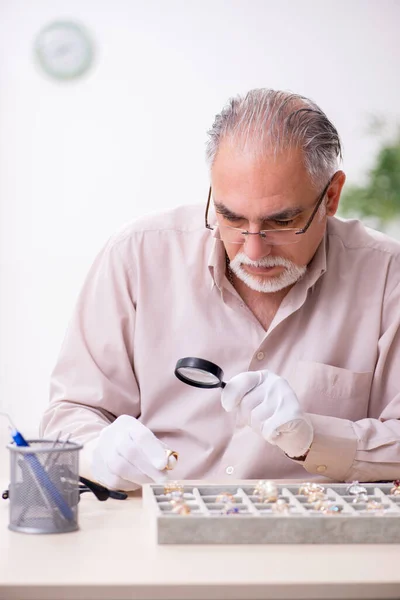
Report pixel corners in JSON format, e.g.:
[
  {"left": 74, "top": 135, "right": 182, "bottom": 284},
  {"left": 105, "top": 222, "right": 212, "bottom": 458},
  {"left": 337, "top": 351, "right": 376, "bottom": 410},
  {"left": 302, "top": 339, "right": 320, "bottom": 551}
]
[{"left": 339, "top": 131, "right": 400, "bottom": 225}]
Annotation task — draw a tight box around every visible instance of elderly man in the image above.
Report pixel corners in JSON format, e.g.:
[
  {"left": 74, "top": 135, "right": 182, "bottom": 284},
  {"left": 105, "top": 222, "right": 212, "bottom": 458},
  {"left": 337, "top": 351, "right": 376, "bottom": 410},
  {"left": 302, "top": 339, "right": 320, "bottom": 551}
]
[{"left": 40, "top": 89, "right": 400, "bottom": 490}]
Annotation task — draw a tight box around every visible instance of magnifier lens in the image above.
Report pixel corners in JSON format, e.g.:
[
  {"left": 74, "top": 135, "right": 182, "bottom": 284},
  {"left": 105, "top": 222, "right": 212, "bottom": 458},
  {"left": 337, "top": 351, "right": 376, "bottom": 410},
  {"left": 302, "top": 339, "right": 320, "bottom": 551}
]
[
  {"left": 174, "top": 357, "right": 226, "bottom": 389},
  {"left": 177, "top": 367, "right": 220, "bottom": 385}
]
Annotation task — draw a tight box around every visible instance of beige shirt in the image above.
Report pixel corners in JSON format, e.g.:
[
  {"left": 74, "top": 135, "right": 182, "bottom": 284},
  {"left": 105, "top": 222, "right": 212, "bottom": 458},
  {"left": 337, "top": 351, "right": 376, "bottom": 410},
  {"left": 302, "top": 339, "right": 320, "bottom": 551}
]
[{"left": 40, "top": 205, "right": 400, "bottom": 483}]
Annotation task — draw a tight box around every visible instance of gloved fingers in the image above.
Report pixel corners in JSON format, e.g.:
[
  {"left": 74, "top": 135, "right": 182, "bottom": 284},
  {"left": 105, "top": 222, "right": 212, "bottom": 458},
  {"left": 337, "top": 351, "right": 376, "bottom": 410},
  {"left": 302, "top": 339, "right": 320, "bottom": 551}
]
[
  {"left": 107, "top": 446, "right": 168, "bottom": 485},
  {"left": 235, "top": 410, "right": 250, "bottom": 429},
  {"left": 235, "top": 386, "right": 266, "bottom": 429},
  {"left": 166, "top": 454, "right": 178, "bottom": 470},
  {"left": 91, "top": 416, "right": 177, "bottom": 490},
  {"left": 268, "top": 376, "right": 299, "bottom": 407},
  {"left": 264, "top": 416, "right": 314, "bottom": 457},
  {"left": 118, "top": 433, "right": 170, "bottom": 482},
  {"left": 255, "top": 380, "right": 302, "bottom": 439},
  {"left": 91, "top": 449, "right": 146, "bottom": 491},
  {"left": 221, "top": 371, "right": 264, "bottom": 412},
  {"left": 125, "top": 418, "right": 170, "bottom": 471},
  {"left": 105, "top": 459, "right": 155, "bottom": 489},
  {"left": 248, "top": 397, "right": 275, "bottom": 434},
  {"left": 133, "top": 452, "right": 169, "bottom": 483}
]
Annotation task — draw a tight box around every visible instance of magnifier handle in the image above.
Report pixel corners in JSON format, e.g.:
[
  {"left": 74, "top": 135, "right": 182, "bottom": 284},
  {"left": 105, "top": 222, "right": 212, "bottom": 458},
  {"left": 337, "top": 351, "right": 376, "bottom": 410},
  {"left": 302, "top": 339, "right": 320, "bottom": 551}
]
[{"left": 220, "top": 382, "right": 226, "bottom": 388}]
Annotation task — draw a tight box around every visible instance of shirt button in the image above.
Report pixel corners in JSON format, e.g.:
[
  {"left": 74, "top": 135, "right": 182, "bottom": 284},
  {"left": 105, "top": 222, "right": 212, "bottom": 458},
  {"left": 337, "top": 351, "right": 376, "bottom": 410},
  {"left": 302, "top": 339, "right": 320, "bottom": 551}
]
[
  {"left": 226, "top": 466, "right": 234, "bottom": 475},
  {"left": 316, "top": 465, "right": 327, "bottom": 473},
  {"left": 256, "top": 351, "right": 265, "bottom": 361}
]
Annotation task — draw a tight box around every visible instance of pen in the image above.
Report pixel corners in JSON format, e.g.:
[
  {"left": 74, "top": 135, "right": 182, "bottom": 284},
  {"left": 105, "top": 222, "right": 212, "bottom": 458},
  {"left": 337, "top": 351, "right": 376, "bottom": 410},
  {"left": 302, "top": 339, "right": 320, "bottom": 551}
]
[{"left": 1, "top": 413, "right": 74, "bottom": 522}]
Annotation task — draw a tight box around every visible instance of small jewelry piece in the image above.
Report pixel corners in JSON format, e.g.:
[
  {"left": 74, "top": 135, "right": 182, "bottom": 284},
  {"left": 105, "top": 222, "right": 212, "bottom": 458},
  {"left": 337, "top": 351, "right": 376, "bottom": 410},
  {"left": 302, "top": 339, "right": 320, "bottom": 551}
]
[
  {"left": 221, "top": 501, "right": 240, "bottom": 515},
  {"left": 366, "top": 500, "right": 385, "bottom": 513},
  {"left": 346, "top": 481, "right": 367, "bottom": 496},
  {"left": 169, "top": 492, "right": 187, "bottom": 511},
  {"left": 298, "top": 482, "right": 325, "bottom": 496},
  {"left": 271, "top": 498, "right": 290, "bottom": 514},
  {"left": 312, "top": 499, "right": 328, "bottom": 512},
  {"left": 298, "top": 483, "right": 311, "bottom": 495},
  {"left": 164, "top": 450, "right": 179, "bottom": 470},
  {"left": 307, "top": 491, "right": 327, "bottom": 504},
  {"left": 215, "top": 492, "right": 235, "bottom": 504},
  {"left": 163, "top": 481, "right": 184, "bottom": 496},
  {"left": 390, "top": 480, "right": 400, "bottom": 496},
  {"left": 167, "top": 490, "right": 185, "bottom": 503},
  {"left": 171, "top": 502, "right": 191, "bottom": 515},
  {"left": 254, "top": 480, "right": 279, "bottom": 503},
  {"left": 351, "top": 492, "right": 368, "bottom": 504},
  {"left": 170, "top": 497, "right": 184, "bottom": 508},
  {"left": 321, "top": 502, "right": 343, "bottom": 515}
]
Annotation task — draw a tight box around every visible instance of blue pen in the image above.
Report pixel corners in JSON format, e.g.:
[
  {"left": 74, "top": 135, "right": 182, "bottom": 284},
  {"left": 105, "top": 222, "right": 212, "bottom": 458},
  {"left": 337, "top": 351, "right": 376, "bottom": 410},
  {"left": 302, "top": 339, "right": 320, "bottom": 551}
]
[{"left": 2, "top": 414, "right": 74, "bottom": 522}]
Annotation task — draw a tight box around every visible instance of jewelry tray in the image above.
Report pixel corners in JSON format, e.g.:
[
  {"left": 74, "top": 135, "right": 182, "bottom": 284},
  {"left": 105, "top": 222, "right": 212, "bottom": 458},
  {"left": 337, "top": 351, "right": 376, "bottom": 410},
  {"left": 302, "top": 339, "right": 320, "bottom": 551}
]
[{"left": 142, "top": 483, "right": 400, "bottom": 544}]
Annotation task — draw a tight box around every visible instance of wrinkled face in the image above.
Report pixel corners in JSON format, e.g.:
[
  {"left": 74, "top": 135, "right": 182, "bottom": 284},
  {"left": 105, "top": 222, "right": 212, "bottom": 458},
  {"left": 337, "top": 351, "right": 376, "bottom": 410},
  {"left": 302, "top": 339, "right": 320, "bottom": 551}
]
[{"left": 211, "top": 144, "right": 345, "bottom": 293}]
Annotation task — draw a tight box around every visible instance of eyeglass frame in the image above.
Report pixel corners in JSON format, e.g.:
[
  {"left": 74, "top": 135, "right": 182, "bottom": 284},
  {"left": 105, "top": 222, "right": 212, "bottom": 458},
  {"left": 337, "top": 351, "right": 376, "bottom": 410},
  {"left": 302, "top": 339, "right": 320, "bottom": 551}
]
[{"left": 205, "top": 174, "right": 336, "bottom": 243}]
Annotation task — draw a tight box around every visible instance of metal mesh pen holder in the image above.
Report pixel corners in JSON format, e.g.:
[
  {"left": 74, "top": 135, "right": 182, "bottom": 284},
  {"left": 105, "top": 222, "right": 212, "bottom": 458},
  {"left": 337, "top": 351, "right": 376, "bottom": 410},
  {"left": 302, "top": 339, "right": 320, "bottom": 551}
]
[{"left": 7, "top": 439, "right": 83, "bottom": 534}]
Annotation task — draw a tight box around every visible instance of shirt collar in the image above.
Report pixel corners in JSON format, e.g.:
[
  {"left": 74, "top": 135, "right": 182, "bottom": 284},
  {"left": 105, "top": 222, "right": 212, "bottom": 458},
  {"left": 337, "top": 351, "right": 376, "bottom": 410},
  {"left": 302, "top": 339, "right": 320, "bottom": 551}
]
[{"left": 303, "top": 229, "right": 327, "bottom": 289}]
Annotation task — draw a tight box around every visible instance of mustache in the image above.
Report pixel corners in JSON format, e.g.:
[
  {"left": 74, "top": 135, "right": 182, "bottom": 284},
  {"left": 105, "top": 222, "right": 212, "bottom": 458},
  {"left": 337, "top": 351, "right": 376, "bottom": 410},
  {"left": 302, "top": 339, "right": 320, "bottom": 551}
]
[{"left": 230, "top": 253, "right": 295, "bottom": 269}]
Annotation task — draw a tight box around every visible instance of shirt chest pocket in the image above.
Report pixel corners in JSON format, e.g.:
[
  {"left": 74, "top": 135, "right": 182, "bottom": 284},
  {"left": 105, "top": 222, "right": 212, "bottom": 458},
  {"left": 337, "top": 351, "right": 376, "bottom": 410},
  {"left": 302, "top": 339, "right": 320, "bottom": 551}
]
[{"left": 289, "top": 361, "right": 373, "bottom": 421}]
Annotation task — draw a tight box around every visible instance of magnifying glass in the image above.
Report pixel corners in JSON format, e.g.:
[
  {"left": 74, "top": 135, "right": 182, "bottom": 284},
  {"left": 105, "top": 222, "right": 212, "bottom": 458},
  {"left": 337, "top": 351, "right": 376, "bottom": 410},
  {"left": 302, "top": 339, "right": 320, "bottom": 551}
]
[{"left": 174, "top": 357, "right": 226, "bottom": 389}]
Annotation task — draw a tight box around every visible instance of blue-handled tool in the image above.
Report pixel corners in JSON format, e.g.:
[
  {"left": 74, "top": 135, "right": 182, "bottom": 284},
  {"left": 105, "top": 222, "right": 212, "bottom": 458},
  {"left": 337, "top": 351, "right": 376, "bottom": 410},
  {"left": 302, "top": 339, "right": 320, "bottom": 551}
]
[{"left": 1, "top": 412, "right": 74, "bottom": 521}]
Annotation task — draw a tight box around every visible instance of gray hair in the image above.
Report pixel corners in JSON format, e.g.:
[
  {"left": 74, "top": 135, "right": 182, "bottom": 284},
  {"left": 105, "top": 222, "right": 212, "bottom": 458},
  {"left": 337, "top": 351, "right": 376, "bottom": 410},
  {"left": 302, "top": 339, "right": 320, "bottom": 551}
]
[{"left": 206, "top": 89, "right": 342, "bottom": 188}]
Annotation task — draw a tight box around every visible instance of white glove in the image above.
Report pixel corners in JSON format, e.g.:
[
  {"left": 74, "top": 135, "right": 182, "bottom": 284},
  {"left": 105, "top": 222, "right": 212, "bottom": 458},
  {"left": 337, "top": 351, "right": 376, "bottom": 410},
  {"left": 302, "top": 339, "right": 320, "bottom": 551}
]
[
  {"left": 221, "top": 370, "right": 313, "bottom": 458},
  {"left": 91, "top": 415, "right": 177, "bottom": 491}
]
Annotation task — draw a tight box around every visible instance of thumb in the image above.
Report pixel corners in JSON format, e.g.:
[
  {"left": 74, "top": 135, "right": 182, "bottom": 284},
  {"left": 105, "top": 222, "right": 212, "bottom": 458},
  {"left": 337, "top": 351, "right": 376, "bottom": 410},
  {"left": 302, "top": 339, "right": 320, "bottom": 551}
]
[{"left": 221, "top": 371, "right": 263, "bottom": 412}]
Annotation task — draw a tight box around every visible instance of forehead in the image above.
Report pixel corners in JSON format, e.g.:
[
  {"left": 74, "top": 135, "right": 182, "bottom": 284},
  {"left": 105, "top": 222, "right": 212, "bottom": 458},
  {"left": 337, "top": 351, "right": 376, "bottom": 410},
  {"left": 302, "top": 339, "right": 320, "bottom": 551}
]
[{"left": 211, "top": 144, "right": 314, "bottom": 216}]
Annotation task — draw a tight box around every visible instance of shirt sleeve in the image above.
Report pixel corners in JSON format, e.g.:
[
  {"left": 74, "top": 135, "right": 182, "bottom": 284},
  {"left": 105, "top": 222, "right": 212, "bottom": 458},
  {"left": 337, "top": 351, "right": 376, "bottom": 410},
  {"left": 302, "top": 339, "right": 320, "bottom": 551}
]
[
  {"left": 39, "top": 236, "right": 139, "bottom": 478},
  {"left": 302, "top": 273, "right": 400, "bottom": 482}
]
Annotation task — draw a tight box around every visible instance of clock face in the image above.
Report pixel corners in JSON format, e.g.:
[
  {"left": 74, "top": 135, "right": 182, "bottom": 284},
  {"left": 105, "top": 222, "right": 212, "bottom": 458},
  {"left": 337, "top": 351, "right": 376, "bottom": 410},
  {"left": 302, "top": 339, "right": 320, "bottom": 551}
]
[{"left": 34, "top": 21, "right": 94, "bottom": 80}]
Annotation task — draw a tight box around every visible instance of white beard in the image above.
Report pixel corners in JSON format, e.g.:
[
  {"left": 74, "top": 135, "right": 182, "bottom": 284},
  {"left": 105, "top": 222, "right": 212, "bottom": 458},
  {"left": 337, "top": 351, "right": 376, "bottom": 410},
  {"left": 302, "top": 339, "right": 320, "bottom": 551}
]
[{"left": 228, "top": 251, "right": 307, "bottom": 293}]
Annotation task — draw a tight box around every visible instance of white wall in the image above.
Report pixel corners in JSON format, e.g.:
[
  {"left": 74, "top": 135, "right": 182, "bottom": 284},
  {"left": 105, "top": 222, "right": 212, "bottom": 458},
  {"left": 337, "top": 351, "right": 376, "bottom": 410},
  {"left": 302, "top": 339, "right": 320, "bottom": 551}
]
[{"left": 1, "top": 0, "right": 400, "bottom": 434}]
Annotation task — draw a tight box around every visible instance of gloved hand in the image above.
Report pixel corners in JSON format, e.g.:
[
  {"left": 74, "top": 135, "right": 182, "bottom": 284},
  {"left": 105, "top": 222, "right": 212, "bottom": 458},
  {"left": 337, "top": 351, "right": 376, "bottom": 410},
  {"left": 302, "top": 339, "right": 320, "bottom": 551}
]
[
  {"left": 221, "top": 370, "right": 313, "bottom": 458},
  {"left": 90, "top": 415, "right": 177, "bottom": 491}
]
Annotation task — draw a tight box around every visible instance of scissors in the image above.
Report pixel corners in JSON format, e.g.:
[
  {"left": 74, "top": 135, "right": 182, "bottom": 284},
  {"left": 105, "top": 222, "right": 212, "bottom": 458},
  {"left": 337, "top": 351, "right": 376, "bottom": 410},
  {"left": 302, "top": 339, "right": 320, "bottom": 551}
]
[{"left": 2, "top": 475, "right": 127, "bottom": 502}]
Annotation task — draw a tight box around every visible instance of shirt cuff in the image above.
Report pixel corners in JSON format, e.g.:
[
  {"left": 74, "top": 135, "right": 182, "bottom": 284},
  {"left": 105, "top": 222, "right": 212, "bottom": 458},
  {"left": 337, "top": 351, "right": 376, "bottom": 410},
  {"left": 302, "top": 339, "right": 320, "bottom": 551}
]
[{"left": 301, "top": 413, "right": 358, "bottom": 481}]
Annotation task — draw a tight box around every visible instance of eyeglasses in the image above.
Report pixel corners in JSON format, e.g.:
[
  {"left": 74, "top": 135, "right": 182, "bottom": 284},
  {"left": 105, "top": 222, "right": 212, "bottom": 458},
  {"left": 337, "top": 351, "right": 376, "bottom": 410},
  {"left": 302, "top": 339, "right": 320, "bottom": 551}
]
[{"left": 205, "top": 175, "right": 335, "bottom": 246}]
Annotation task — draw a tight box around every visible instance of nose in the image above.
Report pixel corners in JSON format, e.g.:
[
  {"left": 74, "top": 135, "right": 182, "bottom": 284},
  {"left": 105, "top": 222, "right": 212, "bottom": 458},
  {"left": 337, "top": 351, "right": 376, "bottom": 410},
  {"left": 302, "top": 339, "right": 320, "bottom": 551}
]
[{"left": 243, "top": 233, "right": 273, "bottom": 262}]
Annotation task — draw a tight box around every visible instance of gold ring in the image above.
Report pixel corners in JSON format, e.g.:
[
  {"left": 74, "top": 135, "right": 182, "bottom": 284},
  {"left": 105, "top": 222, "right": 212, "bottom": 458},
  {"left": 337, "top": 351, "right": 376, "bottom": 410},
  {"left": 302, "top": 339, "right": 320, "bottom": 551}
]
[
  {"left": 171, "top": 502, "right": 191, "bottom": 515},
  {"left": 253, "top": 480, "right": 279, "bottom": 503},
  {"left": 307, "top": 491, "right": 327, "bottom": 504},
  {"left": 164, "top": 481, "right": 184, "bottom": 496},
  {"left": 271, "top": 498, "right": 290, "bottom": 514},
  {"left": 390, "top": 480, "right": 400, "bottom": 495},
  {"left": 165, "top": 449, "right": 179, "bottom": 470},
  {"left": 299, "top": 482, "right": 325, "bottom": 496}
]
